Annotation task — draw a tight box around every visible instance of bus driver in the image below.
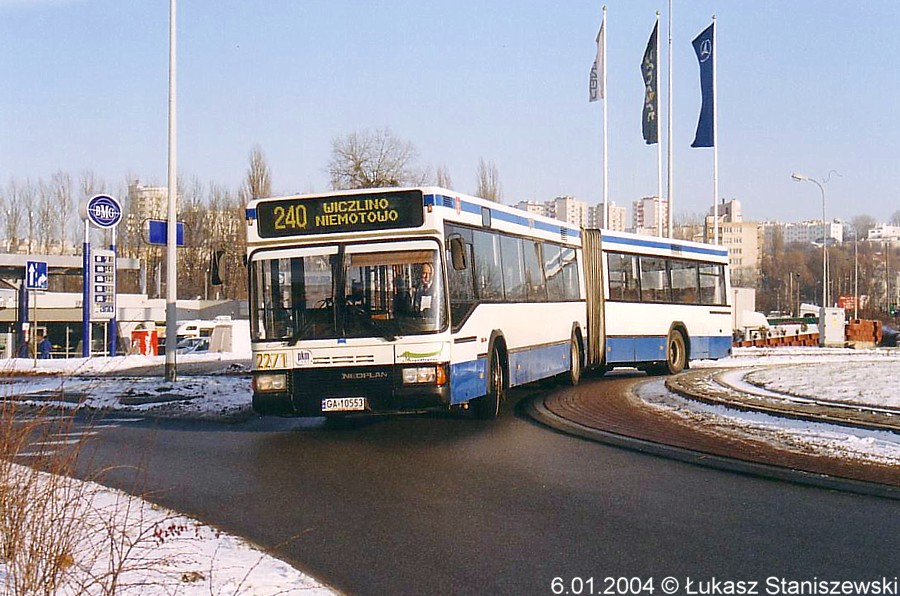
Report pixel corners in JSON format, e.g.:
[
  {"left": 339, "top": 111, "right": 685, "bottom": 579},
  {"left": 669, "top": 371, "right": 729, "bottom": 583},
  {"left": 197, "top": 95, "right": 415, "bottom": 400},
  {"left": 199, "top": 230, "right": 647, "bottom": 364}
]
[{"left": 413, "top": 262, "right": 436, "bottom": 316}]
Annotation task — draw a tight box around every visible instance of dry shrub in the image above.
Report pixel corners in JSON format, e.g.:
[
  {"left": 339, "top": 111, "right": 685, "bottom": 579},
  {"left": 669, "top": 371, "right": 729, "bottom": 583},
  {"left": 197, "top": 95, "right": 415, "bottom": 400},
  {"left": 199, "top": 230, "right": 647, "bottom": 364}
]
[{"left": 0, "top": 396, "right": 183, "bottom": 594}]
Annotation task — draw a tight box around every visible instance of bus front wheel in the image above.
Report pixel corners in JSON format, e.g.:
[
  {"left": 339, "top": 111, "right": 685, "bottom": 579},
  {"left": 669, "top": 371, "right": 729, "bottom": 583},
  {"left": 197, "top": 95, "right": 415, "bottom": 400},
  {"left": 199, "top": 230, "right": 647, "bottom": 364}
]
[{"left": 472, "top": 347, "right": 505, "bottom": 420}]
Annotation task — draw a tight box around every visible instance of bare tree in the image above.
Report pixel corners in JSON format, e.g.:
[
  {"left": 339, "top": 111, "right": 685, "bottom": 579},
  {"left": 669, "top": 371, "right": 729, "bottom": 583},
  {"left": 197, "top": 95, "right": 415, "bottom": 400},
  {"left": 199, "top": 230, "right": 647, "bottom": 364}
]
[
  {"left": 851, "top": 214, "right": 877, "bottom": 239},
  {"left": 240, "top": 145, "right": 272, "bottom": 207},
  {"left": 207, "top": 182, "right": 245, "bottom": 299},
  {"left": 328, "top": 128, "right": 421, "bottom": 190},
  {"left": 889, "top": 210, "right": 900, "bottom": 227},
  {"left": 435, "top": 164, "right": 453, "bottom": 189},
  {"left": 47, "top": 171, "right": 74, "bottom": 254},
  {"left": 475, "top": 158, "right": 502, "bottom": 203},
  {"left": 19, "top": 180, "right": 37, "bottom": 253},
  {"left": 4, "top": 179, "right": 24, "bottom": 252}
]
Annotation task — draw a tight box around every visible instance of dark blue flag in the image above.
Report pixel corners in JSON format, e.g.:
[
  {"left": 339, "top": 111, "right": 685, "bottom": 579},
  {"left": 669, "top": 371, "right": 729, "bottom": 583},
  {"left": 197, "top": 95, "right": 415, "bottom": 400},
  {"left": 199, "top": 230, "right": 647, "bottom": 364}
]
[
  {"left": 691, "top": 22, "right": 715, "bottom": 147},
  {"left": 641, "top": 22, "right": 659, "bottom": 145}
]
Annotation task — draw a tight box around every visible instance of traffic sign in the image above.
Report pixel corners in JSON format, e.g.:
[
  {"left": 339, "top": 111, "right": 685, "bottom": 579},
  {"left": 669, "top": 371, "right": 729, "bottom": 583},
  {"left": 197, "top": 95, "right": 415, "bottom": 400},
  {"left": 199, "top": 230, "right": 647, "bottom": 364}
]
[
  {"left": 25, "top": 261, "right": 48, "bottom": 290},
  {"left": 148, "top": 219, "right": 185, "bottom": 246}
]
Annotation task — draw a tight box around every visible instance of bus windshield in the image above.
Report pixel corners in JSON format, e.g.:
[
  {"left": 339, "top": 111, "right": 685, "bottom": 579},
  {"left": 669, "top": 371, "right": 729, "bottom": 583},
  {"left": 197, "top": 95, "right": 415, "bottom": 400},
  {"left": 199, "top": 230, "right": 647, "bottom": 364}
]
[{"left": 251, "top": 244, "right": 446, "bottom": 342}]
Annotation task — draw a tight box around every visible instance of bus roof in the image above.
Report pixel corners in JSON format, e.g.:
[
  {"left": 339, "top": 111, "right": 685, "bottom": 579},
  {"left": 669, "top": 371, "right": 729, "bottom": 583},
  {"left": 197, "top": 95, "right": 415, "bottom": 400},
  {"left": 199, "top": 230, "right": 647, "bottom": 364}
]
[
  {"left": 245, "top": 187, "right": 727, "bottom": 260},
  {"left": 598, "top": 228, "right": 729, "bottom": 261},
  {"left": 245, "top": 186, "right": 583, "bottom": 246}
]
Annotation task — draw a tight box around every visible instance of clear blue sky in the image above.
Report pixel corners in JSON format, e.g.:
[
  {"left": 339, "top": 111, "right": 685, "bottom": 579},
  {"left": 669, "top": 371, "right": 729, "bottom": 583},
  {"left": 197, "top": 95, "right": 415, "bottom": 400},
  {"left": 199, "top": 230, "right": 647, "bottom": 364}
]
[{"left": 2, "top": 0, "right": 899, "bottom": 224}]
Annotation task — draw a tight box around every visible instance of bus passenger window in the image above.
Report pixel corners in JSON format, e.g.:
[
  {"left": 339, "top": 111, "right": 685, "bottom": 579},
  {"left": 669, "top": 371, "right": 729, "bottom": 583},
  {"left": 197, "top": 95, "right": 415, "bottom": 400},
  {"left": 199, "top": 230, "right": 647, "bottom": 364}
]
[
  {"left": 523, "top": 240, "right": 547, "bottom": 301},
  {"left": 639, "top": 257, "right": 670, "bottom": 303},
  {"left": 607, "top": 253, "right": 639, "bottom": 301},
  {"left": 560, "top": 248, "right": 580, "bottom": 300},
  {"left": 500, "top": 235, "right": 526, "bottom": 301},
  {"left": 473, "top": 230, "right": 504, "bottom": 301},
  {"left": 544, "top": 243, "right": 565, "bottom": 301},
  {"left": 669, "top": 259, "right": 700, "bottom": 304}
]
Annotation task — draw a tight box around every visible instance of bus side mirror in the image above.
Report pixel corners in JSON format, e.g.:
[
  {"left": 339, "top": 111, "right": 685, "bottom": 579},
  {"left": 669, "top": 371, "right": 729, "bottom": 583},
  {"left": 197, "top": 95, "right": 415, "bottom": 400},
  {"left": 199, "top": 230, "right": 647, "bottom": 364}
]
[{"left": 449, "top": 237, "right": 467, "bottom": 271}]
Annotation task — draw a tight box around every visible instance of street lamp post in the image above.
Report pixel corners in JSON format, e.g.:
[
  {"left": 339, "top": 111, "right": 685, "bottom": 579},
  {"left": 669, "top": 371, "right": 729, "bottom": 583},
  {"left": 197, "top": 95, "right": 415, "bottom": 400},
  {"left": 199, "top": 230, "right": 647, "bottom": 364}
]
[
  {"left": 791, "top": 172, "right": 828, "bottom": 345},
  {"left": 849, "top": 230, "right": 859, "bottom": 320}
]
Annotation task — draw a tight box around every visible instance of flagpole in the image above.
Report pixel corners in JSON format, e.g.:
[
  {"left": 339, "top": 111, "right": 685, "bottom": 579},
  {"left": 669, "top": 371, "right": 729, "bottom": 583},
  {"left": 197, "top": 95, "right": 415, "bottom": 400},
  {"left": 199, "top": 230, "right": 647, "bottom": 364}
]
[
  {"left": 666, "top": 0, "right": 674, "bottom": 238},
  {"left": 602, "top": 6, "right": 609, "bottom": 229},
  {"left": 712, "top": 15, "right": 719, "bottom": 245},
  {"left": 655, "top": 12, "right": 662, "bottom": 238}
]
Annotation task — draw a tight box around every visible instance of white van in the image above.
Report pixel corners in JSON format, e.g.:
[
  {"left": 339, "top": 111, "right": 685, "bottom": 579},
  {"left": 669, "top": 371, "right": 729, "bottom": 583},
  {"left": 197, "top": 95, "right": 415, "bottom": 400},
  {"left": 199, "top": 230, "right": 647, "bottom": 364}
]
[{"left": 175, "top": 319, "right": 218, "bottom": 339}]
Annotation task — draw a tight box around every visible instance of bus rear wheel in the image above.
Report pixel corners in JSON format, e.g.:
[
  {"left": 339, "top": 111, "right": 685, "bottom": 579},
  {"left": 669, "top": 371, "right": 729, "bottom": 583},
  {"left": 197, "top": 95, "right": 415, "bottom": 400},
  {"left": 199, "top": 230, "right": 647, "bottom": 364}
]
[
  {"left": 472, "top": 347, "right": 505, "bottom": 419},
  {"left": 647, "top": 329, "right": 687, "bottom": 376},
  {"left": 663, "top": 329, "right": 687, "bottom": 374}
]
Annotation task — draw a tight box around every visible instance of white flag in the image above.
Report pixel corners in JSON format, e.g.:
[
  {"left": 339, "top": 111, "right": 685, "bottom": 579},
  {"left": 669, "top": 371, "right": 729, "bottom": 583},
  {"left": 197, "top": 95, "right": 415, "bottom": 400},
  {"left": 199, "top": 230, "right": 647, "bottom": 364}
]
[{"left": 589, "top": 20, "right": 605, "bottom": 102}]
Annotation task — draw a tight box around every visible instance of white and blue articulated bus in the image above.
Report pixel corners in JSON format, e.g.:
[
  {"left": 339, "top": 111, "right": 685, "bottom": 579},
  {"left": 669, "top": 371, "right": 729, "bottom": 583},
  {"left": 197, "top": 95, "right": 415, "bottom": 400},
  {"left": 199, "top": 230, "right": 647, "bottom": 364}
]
[{"left": 245, "top": 187, "right": 731, "bottom": 421}]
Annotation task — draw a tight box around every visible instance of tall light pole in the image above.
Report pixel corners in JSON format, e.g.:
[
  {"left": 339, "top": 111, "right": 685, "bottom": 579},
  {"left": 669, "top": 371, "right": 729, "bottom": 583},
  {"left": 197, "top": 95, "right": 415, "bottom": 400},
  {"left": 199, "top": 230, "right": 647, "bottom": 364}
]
[
  {"left": 165, "top": 0, "right": 178, "bottom": 381},
  {"left": 791, "top": 172, "right": 828, "bottom": 345},
  {"left": 848, "top": 229, "right": 859, "bottom": 320}
]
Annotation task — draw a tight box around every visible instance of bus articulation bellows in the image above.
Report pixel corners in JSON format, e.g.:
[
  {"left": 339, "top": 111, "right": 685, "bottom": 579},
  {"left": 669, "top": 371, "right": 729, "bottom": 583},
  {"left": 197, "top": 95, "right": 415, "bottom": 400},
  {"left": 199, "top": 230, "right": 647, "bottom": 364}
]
[{"left": 246, "top": 187, "right": 731, "bottom": 420}]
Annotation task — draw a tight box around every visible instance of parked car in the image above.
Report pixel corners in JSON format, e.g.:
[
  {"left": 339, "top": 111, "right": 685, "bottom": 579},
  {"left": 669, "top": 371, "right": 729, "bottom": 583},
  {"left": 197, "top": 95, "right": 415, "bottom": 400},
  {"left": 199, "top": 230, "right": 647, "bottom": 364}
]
[{"left": 175, "top": 337, "right": 210, "bottom": 355}]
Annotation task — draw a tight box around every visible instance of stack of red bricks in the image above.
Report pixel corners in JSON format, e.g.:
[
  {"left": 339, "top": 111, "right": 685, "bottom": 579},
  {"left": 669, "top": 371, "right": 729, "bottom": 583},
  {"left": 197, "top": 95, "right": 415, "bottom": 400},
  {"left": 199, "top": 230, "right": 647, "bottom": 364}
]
[
  {"left": 845, "top": 319, "right": 883, "bottom": 346},
  {"left": 734, "top": 331, "right": 820, "bottom": 348}
]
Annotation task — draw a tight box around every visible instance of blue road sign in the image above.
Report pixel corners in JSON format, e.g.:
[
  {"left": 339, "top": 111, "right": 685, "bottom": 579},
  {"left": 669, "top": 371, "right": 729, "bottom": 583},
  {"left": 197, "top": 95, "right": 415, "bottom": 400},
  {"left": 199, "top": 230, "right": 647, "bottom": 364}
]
[
  {"left": 25, "top": 261, "right": 48, "bottom": 290},
  {"left": 148, "top": 219, "right": 185, "bottom": 246}
]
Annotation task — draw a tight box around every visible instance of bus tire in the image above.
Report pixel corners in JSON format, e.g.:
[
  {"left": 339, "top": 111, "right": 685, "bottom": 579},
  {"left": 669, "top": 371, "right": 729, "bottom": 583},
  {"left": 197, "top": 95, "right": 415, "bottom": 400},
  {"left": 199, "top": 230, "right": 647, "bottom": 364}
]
[
  {"left": 663, "top": 329, "right": 687, "bottom": 375},
  {"left": 565, "top": 334, "right": 582, "bottom": 386},
  {"left": 472, "top": 347, "right": 505, "bottom": 420}
]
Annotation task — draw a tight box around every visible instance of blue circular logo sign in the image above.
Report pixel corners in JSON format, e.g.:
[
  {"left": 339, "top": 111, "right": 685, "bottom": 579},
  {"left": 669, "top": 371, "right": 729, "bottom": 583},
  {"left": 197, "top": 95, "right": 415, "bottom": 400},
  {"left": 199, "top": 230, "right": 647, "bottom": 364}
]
[{"left": 83, "top": 194, "right": 122, "bottom": 229}]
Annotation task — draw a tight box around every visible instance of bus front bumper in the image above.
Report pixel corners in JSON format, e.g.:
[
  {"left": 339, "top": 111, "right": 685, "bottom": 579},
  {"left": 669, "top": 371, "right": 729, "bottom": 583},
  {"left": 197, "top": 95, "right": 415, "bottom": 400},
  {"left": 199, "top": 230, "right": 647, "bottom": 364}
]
[{"left": 252, "top": 364, "right": 451, "bottom": 417}]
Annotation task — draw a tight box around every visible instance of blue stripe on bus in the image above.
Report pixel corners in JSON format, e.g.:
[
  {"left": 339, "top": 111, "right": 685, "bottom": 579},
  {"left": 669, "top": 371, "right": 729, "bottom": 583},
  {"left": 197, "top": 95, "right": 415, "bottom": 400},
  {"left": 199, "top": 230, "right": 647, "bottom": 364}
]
[
  {"left": 605, "top": 335, "right": 732, "bottom": 364},
  {"left": 449, "top": 341, "right": 571, "bottom": 404},
  {"left": 602, "top": 233, "right": 728, "bottom": 258},
  {"left": 449, "top": 358, "right": 487, "bottom": 404},
  {"left": 509, "top": 342, "right": 570, "bottom": 386},
  {"left": 246, "top": 207, "right": 257, "bottom": 220},
  {"left": 425, "top": 194, "right": 581, "bottom": 241}
]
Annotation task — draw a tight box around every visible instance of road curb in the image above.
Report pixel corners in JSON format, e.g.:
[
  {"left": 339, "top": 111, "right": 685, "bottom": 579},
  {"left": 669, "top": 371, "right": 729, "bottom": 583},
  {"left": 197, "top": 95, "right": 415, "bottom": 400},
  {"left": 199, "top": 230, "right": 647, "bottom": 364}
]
[{"left": 524, "top": 393, "right": 900, "bottom": 501}]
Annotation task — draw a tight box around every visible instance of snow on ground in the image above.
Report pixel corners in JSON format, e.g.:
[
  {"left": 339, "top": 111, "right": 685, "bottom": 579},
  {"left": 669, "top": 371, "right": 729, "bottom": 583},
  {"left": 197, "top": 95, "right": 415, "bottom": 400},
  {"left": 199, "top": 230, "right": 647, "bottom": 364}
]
[
  {"left": 641, "top": 347, "right": 900, "bottom": 467},
  {"left": 0, "top": 467, "right": 335, "bottom": 595},
  {"left": 2, "top": 346, "right": 898, "bottom": 593},
  {"left": 1, "top": 351, "right": 337, "bottom": 595}
]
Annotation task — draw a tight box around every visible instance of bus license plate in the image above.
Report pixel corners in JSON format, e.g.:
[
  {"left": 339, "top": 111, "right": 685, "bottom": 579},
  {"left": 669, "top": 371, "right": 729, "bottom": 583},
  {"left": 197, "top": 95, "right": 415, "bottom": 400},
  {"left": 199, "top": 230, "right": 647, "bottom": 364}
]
[{"left": 322, "top": 397, "right": 367, "bottom": 412}]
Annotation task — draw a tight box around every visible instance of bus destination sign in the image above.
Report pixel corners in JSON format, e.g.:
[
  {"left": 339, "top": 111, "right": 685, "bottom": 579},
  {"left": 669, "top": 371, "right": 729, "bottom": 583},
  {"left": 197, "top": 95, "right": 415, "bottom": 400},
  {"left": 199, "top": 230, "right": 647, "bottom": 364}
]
[{"left": 256, "top": 190, "right": 425, "bottom": 238}]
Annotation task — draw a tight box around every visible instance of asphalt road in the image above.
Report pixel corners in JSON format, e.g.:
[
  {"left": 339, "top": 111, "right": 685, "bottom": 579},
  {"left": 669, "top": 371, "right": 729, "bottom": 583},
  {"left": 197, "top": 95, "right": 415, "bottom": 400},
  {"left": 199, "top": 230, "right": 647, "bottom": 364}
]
[{"left": 73, "top": 377, "right": 900, "bottom": 595}]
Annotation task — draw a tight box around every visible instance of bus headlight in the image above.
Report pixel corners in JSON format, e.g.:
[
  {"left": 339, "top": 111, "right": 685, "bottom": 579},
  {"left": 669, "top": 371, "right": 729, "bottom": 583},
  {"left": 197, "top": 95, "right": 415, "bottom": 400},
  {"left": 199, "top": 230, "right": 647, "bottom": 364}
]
[
  {"left": 254, "top": 373, "right": 287, "bottom": 392},
  {"left": 402, "top": 365, "right": 447, "bottom": 386}
]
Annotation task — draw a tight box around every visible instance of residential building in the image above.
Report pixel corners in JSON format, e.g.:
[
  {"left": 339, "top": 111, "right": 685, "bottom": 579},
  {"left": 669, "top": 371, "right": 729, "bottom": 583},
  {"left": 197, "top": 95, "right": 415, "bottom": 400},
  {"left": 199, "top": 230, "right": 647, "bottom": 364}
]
[
  {"left": 705, "top": 199, "right": 762, "bottom": 286},
  {"left": 127, "top": 181, "right": 168, "bottom": 223},
  {"left": 513, "top": 200, "right": 549, "bottom": 218},
  {"left": 867, "top": 224, "right": 900, "bottom": 244},
  {"left": 631, "top": 196, "right": 668, "bottom": 235},
  {"left": 551, "top": 196, "right": 589, "bottom": 228},
  {"left": 782, "top": 220, "right": 843, "bottom": 245},
  {"left": 593, "top": 202, "right": 627, "bottom": 231}
]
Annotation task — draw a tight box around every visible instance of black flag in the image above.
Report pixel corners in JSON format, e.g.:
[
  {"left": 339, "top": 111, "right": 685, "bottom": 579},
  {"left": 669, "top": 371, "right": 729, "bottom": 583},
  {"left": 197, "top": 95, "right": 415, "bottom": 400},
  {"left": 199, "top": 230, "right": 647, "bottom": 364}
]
[{"left": 641, "top": 21, "right": 659, "bottom": 145}]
